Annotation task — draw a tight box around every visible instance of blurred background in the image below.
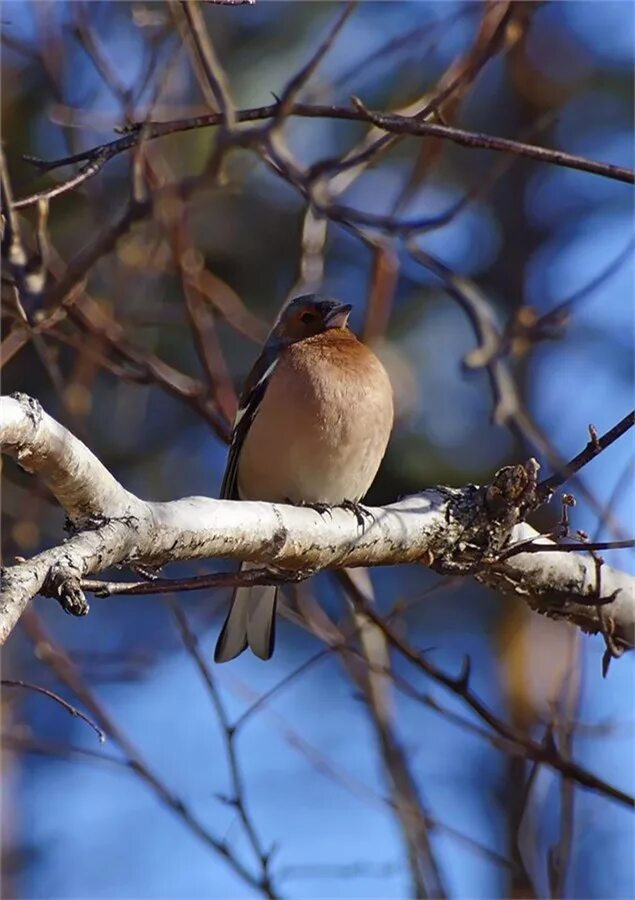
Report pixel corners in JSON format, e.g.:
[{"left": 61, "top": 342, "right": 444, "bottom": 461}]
[{"left": 1, "top": 1, "right": 634, "bottom": 897}]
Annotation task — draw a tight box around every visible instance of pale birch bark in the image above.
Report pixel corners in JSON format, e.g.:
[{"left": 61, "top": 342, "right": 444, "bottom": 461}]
[{"left": 1, "top": 394, "right": 633, "bottom": 650}]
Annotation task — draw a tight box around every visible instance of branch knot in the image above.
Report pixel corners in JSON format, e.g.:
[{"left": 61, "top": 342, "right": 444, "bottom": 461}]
[
  {"left": 485, "top": 458, "right": 540, "bottom": 521},
  {"left": 42, "top": 561, "right": 89, "bottom": 617}
]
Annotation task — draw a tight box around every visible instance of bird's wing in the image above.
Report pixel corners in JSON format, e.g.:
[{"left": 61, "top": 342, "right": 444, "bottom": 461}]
[{"left": 220, "top": 348, "right": 279, "bottom": 500}]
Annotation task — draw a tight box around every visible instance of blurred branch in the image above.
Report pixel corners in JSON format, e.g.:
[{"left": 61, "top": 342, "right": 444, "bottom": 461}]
[
  {"left": 169, "top": 602, "right": 276, "bottom": 894},
  {"left": 1, "top": 678, "right": 105, "bottom": 742},
  {"left": 201, "top": 0, "right": 256, "bottom": 5},
  {"left": 273, "top": 2, "right": 356, "bottom": 120},
  {"left": 547, "top": 634, "right": 581, "bottom": 899},
  {"left": 1, "top": 147, "right": 45, "bottom": 309},
  {"left": 343, "top": 589, "right": 634, "bottom": 810},
  {"left": 7, "top": 182, "right": 232, "bottom": 438},
  {"left": 2, "top": 394, "right": 634, "bottom": 653},
  {"left": 38, "top": 195, "right": 152, "bottom": 309},
  {"left": 71, "top": 2, "right": 134, "bottom": 111},
  {"left": 336, "top": 569, "right": 448, "bottom": 898},
  {"left": 404, "top": 245, "right": 633, "bottom": 540},
  {"left": 534, "top": 235, "right": 635, "bottom": 335},
  {"left": 148, "top": 159, "right": 238, "bottom": 422},
  {"left": 175, "top": 0, "right": 236, "bottom": 129},
  {"left": 406, "top": 244, "right": 523, "bottom": 429},
  {"left": 17, "top": 609, "right": 277, "bottom": 897},
  {"left": 57, "top": 292, "right": 231, "bottom": 440}
]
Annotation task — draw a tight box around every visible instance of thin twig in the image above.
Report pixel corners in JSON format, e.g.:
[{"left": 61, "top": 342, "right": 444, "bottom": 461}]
[
  {"left": 537, "top": 412, "right": 635, "bottom": 500},
  {"left": 351, "top": 98, "right": 635, "bottom": 185},
  {"left": 1, "top": 678, "right": 105, "bottom": 742},
  {"left": 13, "top": 100, "right": 634, "bottom": 210},
  {"left": 499, "top": 538, "right": 635, "bottom": 561},
  {"left": 82, "top": 567, "right": 306, "bottom": 597},
  {"left": 14, "top": 154, "right": 110, "bottom": 210}
]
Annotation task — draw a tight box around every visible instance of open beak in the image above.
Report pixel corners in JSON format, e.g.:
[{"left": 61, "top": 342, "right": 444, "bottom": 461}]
[{"left": 324, "top": 302, "right": 353, "bottom": 329}]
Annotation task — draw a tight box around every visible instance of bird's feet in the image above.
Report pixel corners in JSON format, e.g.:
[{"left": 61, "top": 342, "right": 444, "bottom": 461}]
[
  {"left": 339, "top": 499, "right": 374, "bottom": 528},
  {"left": 288, "top": 498, "right": 373, "bottom": 528},
  {"left": 289, "top": 498, "right": 333, "bottom": 519}
]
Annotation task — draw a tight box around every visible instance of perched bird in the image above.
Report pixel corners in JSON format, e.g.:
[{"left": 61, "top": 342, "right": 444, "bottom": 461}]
[{"left": 215, "top": 294, "right": 394, "bottom": 663}]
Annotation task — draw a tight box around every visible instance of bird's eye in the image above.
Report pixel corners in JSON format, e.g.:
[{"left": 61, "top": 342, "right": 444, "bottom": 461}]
[{"left": 300, "top": 311, "right": 316, "bottom": 324}]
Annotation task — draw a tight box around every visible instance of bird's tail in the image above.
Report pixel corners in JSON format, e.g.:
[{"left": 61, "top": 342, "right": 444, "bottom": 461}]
[{"left": 214, "top": 563, "right": 278, "bottom": 662}]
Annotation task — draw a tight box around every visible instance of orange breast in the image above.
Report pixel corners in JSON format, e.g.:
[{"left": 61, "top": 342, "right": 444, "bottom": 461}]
[{"left": 237, "top": 332, "right": 393, "bottom": 504}]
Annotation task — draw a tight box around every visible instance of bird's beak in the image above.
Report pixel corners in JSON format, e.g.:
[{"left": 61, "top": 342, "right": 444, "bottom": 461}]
[{"left": 324, "top": 303, "right": 353, "bottom": 329}]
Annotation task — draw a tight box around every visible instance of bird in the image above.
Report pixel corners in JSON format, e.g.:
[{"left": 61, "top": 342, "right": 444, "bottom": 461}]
[{"left": 214, "top": 294, "right": 394, "bottom": 663}]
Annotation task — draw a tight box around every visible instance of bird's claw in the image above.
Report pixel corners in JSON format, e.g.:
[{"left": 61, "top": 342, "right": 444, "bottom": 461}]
[
  {"left": 289, "top": 499, "right": 333, "bottom": 519},
  {"left": 340, "top": 499, "right": 374, "bottom": 528},
  {"left": 288, "top": 498, "right": 373, "bottom": 527}
]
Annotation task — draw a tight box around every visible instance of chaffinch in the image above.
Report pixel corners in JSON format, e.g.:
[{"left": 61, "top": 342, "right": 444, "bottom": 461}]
[{"left": 214, "top": 294, "right": 394, "bottom": 663}]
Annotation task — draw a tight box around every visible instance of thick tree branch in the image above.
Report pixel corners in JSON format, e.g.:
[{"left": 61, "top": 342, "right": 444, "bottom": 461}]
[
  {"left": 1, "top": 394, "right": 634, "bottom": 651},
  {"left": 1, "top": 392, "right": 140, "bottom": 522}
]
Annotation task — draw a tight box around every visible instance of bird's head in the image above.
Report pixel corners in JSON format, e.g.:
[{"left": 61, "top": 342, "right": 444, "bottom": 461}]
[{"left": 271, "top": 295, "right": 353, "bottom": 346}]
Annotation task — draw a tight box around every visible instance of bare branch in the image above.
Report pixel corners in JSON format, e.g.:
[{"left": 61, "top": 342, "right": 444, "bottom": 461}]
[
  {"left": 405, "top": 243, "right": 523, "bottom": 428},
  {"left": 351, "top": 99, "right": 635, "bottom": 185},
  {"left": 537, "top": 412, "right": 635, "bottom": 501},
  {"left": 1, "top": 392, "right": 140, "bottom": 522},
  {"left": 14, "top": 153, "right": 111, "bottom": 210},
  {"left": 13, "top": 99, "right": 634, "bottom": 211},
  {"left": 82, "top": 567, "right": 306, "bottom": 597},
  {"left": 2, "top": 394, "right": 634, "bottom": 652},
  {"left": 337, "top": 569, "right": 448, "bottom": 897}
]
